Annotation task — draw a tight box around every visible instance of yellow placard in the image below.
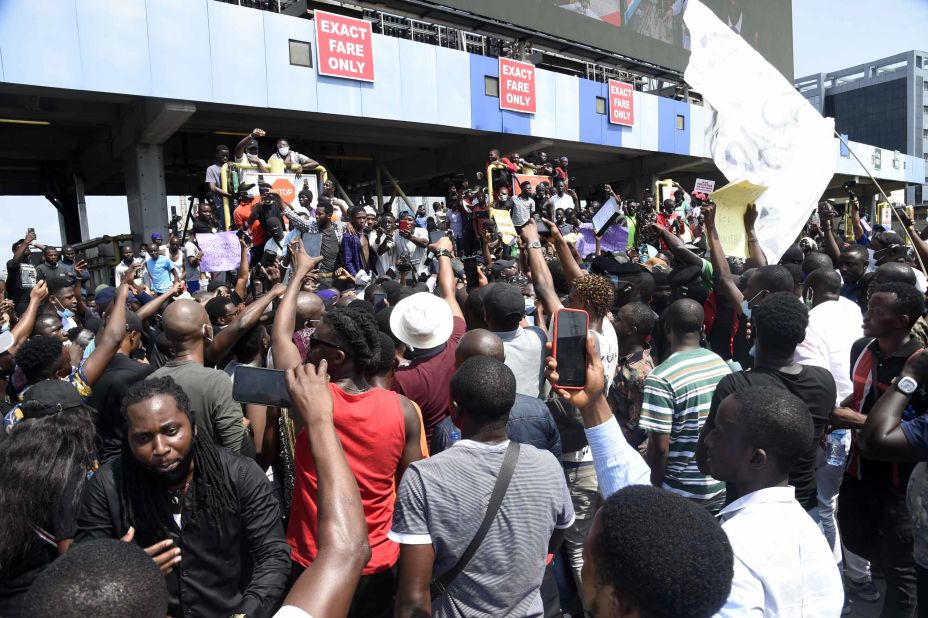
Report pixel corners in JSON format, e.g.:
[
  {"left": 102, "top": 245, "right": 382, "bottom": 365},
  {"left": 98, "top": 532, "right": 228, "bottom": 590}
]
[
  {"left": 490, "top": 208, "right": 518, "bottom": 244},
  {"left": 709, "top": 180, "right": 768, "bottom": 259}
]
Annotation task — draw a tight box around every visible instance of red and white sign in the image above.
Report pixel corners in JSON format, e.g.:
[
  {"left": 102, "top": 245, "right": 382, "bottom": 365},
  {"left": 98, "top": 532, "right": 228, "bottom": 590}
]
[
  {"left": 498, "top": 58, "right": 536, "bottom": 114},
  {"left": 314, "top": 10, "right": 375, "bottom": 82},
  {"left": 608, "top": 79, "right": 635, "bottom": 126}
]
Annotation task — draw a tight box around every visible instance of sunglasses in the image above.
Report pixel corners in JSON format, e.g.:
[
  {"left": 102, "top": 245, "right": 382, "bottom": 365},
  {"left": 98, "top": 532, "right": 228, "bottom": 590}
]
[{"left": 309, "top": 336, "right": 343, "bottom": 352}]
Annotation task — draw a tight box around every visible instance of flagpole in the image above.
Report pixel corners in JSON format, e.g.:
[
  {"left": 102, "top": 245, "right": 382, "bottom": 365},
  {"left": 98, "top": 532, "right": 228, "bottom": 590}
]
[{"left": 832, "top": 130, "right": 926, "bottom": 274}]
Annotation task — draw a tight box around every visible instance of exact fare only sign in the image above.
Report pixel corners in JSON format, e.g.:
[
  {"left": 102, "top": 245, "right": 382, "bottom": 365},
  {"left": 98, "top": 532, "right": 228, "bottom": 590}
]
[
  {"left": 315, "top": 10, "right": 374, "bottom": 82},
  {"left": 498, "top": 58, "right": 536, "bottom": 114},
  {"left": 608, "top": 79, "right": 635, "bottom": 126}
]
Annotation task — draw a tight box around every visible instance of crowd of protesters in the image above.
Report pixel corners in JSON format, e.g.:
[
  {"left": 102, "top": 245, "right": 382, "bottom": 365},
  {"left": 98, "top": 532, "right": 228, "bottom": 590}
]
[{"left": 3, "top": 130, "right": 928, "bottom": 618}]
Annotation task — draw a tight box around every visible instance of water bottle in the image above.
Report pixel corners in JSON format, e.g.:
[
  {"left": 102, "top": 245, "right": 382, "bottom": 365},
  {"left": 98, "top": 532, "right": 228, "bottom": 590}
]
[
  {"left": 449, "top": 427, "right": 461, "bottom": 445},
  {"left": 825, "top": 430, "right": 848, "bottom": 467}
]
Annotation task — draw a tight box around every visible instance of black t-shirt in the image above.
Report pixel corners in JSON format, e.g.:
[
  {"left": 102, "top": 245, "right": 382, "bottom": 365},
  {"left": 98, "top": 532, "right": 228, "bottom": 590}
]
[
  {"left": 709, "top": 365, "right": 837, "bottom": 510},
  {"left": 87, "top": 354, "right": 156, "bottom": 463}
]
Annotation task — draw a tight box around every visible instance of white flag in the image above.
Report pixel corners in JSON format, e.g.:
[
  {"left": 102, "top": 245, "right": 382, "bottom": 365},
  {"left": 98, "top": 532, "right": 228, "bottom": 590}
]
[{"left": 683, "top": 0, "right": 838, "bottom": 263}]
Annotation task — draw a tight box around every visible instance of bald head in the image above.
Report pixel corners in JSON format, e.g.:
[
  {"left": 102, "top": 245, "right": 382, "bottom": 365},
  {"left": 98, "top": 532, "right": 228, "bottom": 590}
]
[
  {"left": 163, "top": 300, "right": 209, "bottom": 343},
  {"left": 295, "top": 292, "right": 324, "bottom": 325},
  {"left": 665, "top": 298, "right": 704, "bottom": 336},
  {"left": 805, "top": 268, "right": 842, "bottom": 305},
  {"left": 875, "top": 262, "right": 917, "bottom": 286},
  {"left": 455, "top": 329, "right": 505, "bottom": 367}
]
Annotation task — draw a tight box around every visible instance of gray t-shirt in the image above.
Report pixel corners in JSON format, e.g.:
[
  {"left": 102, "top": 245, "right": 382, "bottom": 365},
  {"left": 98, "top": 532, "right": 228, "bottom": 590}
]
[
  {"left": 510, "top": 196, "right": 534, "bottom": 227},
  {"left": 148, "top": 360, "right": 246, "bottom": 452},
  {"left": 496, "top": 326, "right": 548, "bottom": 398},
  {"left": 389, "top": 440, "right": 574, "bottom": 617}
]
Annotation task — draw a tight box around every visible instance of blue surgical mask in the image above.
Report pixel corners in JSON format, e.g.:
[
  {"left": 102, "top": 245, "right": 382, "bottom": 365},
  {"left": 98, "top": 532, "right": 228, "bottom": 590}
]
[
  {"left": 58, "top": 309, "right": 77, "bottom": 331},
  {"left": 740, "top": 299, "right": 752, "bottom": 319},
  {"left": 524, "top": 298, "right": 536, "bottom": 315}
]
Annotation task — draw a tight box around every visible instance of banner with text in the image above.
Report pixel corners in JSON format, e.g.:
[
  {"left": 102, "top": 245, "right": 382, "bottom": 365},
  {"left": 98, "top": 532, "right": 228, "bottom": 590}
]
[
  {"left": 242, "top": 173, "right": 318, "bottom": 210},
  {"left": 315, "top": 10, "right": 374, "bottom": 82},
  {"left": 198, "top": 232, "right": 246, "bottom": 273},
  {"left": 499, "top": 58, "right": 536, "bottom": 114},
  {"left": 608, "top": 79, "right": 635, "bottom": 126},
  {"left": 511, "top": 174, "right": 552, "bottom": 195}
]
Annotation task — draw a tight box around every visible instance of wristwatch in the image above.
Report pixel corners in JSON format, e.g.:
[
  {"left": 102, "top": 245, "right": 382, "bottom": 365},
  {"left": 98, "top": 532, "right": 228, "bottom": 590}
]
[
  {"left": 434, "top": 249, "right": 453, "bottom": 259},
  {"left": 528, "top": 241, "right": 542, "bottom": 250},
  {"left": 893, "top": 375, "right": 919, "bottom": 396}
]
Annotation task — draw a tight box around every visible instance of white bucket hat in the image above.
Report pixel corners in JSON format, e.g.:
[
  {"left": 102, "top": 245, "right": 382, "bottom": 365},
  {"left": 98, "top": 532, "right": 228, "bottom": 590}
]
[{"left": 389, "top": 292, "right": 453, "bottom": 350}]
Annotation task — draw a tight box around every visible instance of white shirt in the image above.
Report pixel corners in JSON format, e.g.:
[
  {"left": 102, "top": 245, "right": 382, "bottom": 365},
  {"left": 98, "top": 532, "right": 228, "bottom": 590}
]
[
  {"left": 184, "top": 241, "right": 210, "bottom": 285},
  {"left": 794, "top": 297, "right": 862, "bottom": 403},
  {"left": 369, "top": 229, "right": 397, "bottom": 276},
  {"left": 717, "top": 486, "right": 844, "bottom": 617},
  {"left": 273, "top": 606, "right": 312, "bottom": 618}
]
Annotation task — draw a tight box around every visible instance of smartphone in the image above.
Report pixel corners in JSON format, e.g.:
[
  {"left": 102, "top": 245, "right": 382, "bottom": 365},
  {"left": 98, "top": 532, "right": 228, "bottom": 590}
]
[
  {"left": 428, "top": 229, "right": 446, "bottom": 244},
  {"left": 373, "top": 292, "right": 387, "bottom": 312},
  {"left": 398, "top": 219, "right": 412, "bottom": 233},
  {"left": 27, "top": 227, "right": 35, "bottom": 235},
  {"left": 233, "top": 366, "right": 292, "bottom": 408},
  {"left": 535, "top": 216, "right": 550, "bottom": 234},
  {"left": 551, "top": 308, "right": 589, "bottom": 390}
]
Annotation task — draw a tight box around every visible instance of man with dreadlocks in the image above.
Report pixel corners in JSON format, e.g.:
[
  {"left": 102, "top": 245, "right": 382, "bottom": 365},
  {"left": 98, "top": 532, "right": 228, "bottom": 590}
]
[
  {"left": 74, "top": 376, "right": 290, "bottom": 618},
  {"left": 273, "top": 245, "right": 424, "bottom": 618}
]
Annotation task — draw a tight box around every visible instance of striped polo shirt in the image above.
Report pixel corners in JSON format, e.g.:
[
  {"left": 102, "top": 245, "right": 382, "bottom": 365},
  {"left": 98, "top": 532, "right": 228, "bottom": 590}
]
[{"left": 639, "top": 348, "right": 730, "bottom": 508}]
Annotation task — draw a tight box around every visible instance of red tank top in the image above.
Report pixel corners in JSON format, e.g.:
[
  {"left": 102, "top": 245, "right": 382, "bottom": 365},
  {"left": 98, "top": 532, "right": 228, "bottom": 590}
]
[{"left": 287, "top": 384, "right": 406, "bottom": 574}]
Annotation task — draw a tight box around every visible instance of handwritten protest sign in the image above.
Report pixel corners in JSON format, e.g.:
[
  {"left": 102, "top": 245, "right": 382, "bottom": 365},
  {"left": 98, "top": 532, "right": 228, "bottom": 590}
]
[
  {"left": 575, "top": 223, "right": 629, "bottom": 258},
  {"left": 499, "top": 58, "right": 536, "bottom": 114},
  {"left": 694, "top": 178, "right": 716, "bottom": 194},
  {"left": 709, "top": 180, "right": 768, "bottom": 259},
  {"left": 196, "top": 231, "right": 246, "bottom": 273},
  {"left": 490, "top": 208, "right": 518, "bottom": 244},
  {"left": 315, "top": 11, "right": 374, "bottom": 82}
]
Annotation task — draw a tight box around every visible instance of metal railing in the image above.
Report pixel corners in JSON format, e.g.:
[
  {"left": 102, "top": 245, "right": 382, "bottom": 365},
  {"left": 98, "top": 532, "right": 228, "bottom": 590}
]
[{"left": 213, "top": 0, "right": 302, "bottom": 13}]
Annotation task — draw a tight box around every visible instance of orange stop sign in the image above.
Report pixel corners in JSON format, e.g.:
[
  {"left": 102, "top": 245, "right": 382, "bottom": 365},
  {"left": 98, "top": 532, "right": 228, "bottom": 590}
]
[{"left": 272, "top": 178, "right": 297, "bottom": 205}]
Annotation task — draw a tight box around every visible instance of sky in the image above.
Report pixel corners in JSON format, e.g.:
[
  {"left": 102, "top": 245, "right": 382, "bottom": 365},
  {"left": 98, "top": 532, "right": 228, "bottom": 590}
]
[{"left": 2, "top": 0, "right": 927, "bottom": 259}]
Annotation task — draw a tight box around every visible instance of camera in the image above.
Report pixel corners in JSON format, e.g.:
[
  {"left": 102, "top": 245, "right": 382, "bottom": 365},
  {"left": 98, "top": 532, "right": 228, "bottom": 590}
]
[{"left": 842, "top": 180, "right": 857, "bottom": 199}]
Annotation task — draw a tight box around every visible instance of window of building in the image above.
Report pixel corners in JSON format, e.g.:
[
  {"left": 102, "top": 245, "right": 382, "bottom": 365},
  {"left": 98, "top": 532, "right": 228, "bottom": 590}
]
[
  {"left": 595, "top": 97, "right": 606, "bottom": 115},
  {"left": 288, "top": 40, "right": 312, "bottom": 68},
  {"left": 485, "top": 76, "right": 499, "bottom": 97},
  {"left": 676, "top": 114, "right": 685, "bottom": 130}
]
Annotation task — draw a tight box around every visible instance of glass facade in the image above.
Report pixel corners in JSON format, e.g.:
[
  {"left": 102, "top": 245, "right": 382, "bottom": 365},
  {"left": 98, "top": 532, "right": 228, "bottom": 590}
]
[{"left": 825, "top": 79, "right": 907, "bottom": 153}]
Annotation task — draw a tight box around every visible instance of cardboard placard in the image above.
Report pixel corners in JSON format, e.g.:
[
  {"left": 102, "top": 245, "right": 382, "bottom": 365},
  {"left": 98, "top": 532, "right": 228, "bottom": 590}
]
[
  {"left": 197, "top": 231, "right": 245, "bottom": 273},
  {"left": 709, "top": 180, "right": 769, "bottom": 259}
]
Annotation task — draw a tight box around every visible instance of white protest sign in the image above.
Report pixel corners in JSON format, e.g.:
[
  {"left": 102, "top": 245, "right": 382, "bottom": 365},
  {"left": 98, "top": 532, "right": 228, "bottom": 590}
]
[
  {"left": 694, "top": 178, "right": 716, "bottom": 194},
  {"left": 684, "top": 0, "right": 838, "bottom": 263}
]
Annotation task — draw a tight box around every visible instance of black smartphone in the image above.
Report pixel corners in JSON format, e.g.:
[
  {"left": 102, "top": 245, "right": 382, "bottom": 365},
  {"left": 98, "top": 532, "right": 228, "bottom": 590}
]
[
  {"left": 27, "top": 227, "right": 35, "bottom": 235},
  {"left": 535, "top": 216, "right": 550, "bottom": 234},
  {"left": 373, "top": 292, "right": 387, "bottom": 312},
  {"left": 552, "top": 309, "right": 589, "bottom": 390},
  {"left": 428, "top": 229, "right": 445, "bottom": 244},
  {"left": 232, "top": 366, "right": 292, "bottom": 408}
]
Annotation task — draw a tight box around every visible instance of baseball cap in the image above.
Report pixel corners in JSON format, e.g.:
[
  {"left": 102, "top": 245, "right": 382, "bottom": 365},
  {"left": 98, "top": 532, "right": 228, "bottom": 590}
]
[
  {"left": 21, "top": 379, "right": 85, "bottom": 419},
  {"left": 390, "top": 292, "right": 453, "bottom": 350},
  {"left": 363, "top": 206, "right": 378, "bottom": 217},
  {"left": 483, "top": 282, "right": 526, "bottom": 323},
  {"left": 150, "top": 232, "right": 163, "bottom": 241}
]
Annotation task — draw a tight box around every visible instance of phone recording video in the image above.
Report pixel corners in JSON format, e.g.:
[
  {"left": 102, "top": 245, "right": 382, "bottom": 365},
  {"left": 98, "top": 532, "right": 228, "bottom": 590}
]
[
  {"left": 232, "top": 366, "right": 292, "bottom": 408},
  {"left": 552, "top": 309, "right": 589, "bottom": 390}
]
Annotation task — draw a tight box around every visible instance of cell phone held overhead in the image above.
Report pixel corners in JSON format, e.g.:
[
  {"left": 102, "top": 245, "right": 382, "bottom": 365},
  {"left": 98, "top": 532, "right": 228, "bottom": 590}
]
[{"left": 551, "top": 308, "right": 589, "bottom": 390}]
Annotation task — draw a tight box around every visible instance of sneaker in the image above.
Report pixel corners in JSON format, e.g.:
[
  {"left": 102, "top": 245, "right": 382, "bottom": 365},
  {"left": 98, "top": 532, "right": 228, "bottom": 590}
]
[{"left": 846, "top": 578, "right": 880, "bottom": 602}]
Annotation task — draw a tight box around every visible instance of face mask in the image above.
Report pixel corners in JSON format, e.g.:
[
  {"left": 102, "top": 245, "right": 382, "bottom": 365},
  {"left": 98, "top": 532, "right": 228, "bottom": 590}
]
[
  {"left": 740, "top": 299, "right": 752, "bottom": 319},
  {"left": 524, "top": 298, "right": 536, "bottom": 315},
  {"left": 278, "top": 147, "right": 290, "bottom": 157},
  {"left": 867, "top": 248, "right": 877, "bottom": 270},
  {"left": 144, "top": 440, "right": 196, "bottom": 487}
]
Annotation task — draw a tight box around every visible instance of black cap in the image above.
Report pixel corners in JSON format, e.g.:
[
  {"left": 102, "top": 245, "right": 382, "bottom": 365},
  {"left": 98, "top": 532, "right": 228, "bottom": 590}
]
[
  {"left": 483, "top": 282, "right": 525, "bottom": 322},
  {"left": 21, "top": 380, "right": 85, "bottom": 419},
  {"left": 125, "top": 310, "right": 144, "bottom": 333},
  {"left": 246, "top": 139, "right": 259, "bottom": 150},
  {"left": 591, "top": 255, "right": 641, "bottom": 277},
  {"left": 668, "top": 264, "right": 703, "bottom": 287},
  {"left": 491, "top": 258, "right": 517, "bottom": 274}
]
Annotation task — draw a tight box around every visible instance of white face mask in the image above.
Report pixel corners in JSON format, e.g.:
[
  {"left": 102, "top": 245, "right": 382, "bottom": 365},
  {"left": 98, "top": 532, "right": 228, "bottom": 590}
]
[{"left": 278, "top": 147, "right": 290, "bottom": 157}]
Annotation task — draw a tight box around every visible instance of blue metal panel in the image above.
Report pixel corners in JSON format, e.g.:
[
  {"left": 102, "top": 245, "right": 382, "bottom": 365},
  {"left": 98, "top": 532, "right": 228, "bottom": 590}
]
[
  {"left": 317, "top": 75, "right": 363, "bottom": 116},
  {"left": 360, "top": 35, "right": 401, "bottom": 120},
  {"left": 263, "top": 11, "right": 316, "bottom": 112},
  {"left": 398, "top": 39, "right": 437, "bottom": 124},
  {"left": 207, "top": 1, "right": 268, "bottom": 107},
  {"left": 530, "top": 68, "right": 557, "bottom": 138},
  {"left": 147, "top": 0, "right": 212, "bottom": 102},
  {"left": 0, "top": 0, "right": 83, "bottom": 89},
  {"left": 78, "top": 0, "right": 151, "bottom": 95},
  {"left": 501, "top": 109, "right": 530, "bottom": 135},
  {"left": 435, "top": 47, "right": 471, "bottom": 129},
  {"left": 602, "top": 82, "right": 623, "bottom": 148},
  {"left": 470, "top": 55, "right": 501, "bottom": 133},
  {"left": 673, "top": 100, "right": 690, "bottom": 155},
  {"left": 657, "top": 97, "right": 676, "bottom": 154},
  {"left": 578, "top": 78, "right": 602, "bottom": 145},
  {"left": 554, "top": 73, "right": 580, "bottom": 142}
]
